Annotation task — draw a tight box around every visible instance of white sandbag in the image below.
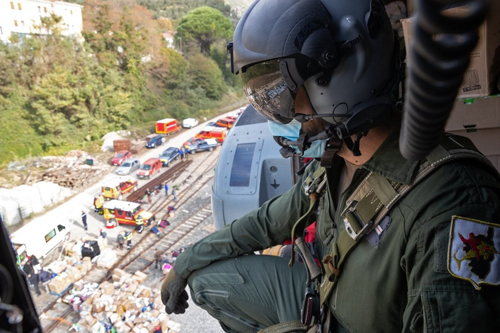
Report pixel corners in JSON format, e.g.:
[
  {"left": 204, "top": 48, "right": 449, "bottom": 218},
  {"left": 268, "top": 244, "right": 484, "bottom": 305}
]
[
  {"left": 15, "top": 185, "right": 44, "bottom": 214},
  {"left": 96, "top": 248, "right": 118, "bottom": 269},
  {"left": 33, "top": 181, "right": 60, "bottom": 206},
  {"left": 5, "top": 187, "right": 33, "bottom": 219},
  {"left": 0, "top": 200, "right": 21, "bottom": 226},
  {"left": 54, "top": 186, "right": 72, "bottom": 203}
]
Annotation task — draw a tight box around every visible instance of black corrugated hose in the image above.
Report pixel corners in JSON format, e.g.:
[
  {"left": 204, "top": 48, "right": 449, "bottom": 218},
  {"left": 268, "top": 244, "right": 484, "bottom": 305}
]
[{"left": 400, "top": 0, "right": 488, "bottom": 161}]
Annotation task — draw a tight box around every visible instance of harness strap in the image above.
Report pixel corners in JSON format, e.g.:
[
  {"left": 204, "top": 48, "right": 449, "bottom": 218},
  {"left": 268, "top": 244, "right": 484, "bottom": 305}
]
[
  {"left": 288, "top": 167, "right": 327, "bottom": 268},
  {"left": 257, "top": 320, "right": 310, "bottom": 333},
  {"left": 319, "top": 137, "right": 499, "bottom": 305}
]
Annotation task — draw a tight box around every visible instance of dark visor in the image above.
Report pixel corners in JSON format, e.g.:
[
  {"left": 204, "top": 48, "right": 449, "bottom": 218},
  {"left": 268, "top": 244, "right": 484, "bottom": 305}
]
[{"left": 241, "top": 61, "right": 295, "bottom": 124}]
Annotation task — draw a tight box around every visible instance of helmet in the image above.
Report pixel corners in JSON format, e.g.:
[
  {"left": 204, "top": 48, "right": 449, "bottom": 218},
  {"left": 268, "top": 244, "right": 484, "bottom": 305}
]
[{"left": 230, "top": 0, "right": 398, "bottom": 142}]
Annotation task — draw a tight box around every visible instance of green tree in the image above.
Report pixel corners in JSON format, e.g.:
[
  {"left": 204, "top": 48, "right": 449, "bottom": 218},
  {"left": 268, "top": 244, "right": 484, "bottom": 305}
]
[
  {"left": 188, "top": 53, "right": 225, "bottom": 99},
  {"left": 176, "top": 6, "right": 233, "bottom": 55}
]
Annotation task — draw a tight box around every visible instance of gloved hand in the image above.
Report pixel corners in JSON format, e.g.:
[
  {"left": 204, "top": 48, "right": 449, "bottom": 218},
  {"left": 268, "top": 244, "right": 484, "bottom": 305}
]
[{"left": 161, "top": 268, "right": 189, "bottom": 314}]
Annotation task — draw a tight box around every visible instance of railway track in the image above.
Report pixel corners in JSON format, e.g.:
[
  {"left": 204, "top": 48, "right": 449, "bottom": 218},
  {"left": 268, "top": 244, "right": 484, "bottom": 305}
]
[{"left": 41, "top": 150, "right": 220, "bottom": 332}]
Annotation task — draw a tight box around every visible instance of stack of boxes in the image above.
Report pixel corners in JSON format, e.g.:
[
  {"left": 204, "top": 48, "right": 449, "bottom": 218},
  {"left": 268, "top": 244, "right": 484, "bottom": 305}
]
[{"left": 75, "top": 268, "right": 177, "bottom": 333}]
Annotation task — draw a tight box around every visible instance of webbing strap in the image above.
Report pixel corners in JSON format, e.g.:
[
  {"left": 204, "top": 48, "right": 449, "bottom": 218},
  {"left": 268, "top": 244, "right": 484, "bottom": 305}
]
[
  {"left": 289, "top": 194, "right": 318, "bottom": 268},
  {"left": 319, "top": 140, "right": 499, "bottom": 305},
  {"left": 258, "top": 320, "right": 310, "bottom": 333}
]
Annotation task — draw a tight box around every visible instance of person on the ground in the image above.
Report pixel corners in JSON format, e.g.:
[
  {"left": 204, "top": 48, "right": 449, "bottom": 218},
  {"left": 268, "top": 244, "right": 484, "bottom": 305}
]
[
  {"left": 136, "top": 216, "right": 145, "bottom": 234},
  {"left": 81, "top": 210, "right": 87, "bottom": 231},
  {"left": 163, "top": 251, "right": 174, "bottom": 266},
  {"left": 124, "top": 231, "right": 132, "bottom": 250},
  {"left": 171, "top": 188, "right": 177, "bottom": 202},
  {"left": 179, "top": 148, "right": 184, "bottom": 160},
  {"left": 99, "top": 229, "right": 107, "bottom": 239},
  {"left": 184, "top": 147, "right": 189, "bottom": 159},
  {"left": 116, "top": 233, "right": 124, "bottom": 250},
  {"left": 94, "top": 194, "right": 104, "bottom": 214},
  {"left": 160, "top": 1, "right": 500, "bottom": 332},
  {"left": 22, "top": 257, "right": 41, "bottom": 296},
  {"left": 39, "top": 269, "right": 51, "bottom": 293},
  {"left": 164, "top": 183, "right": 168, "bottom": 196},
  {"left": 154, "top": 248, "right": 163, "bottom": 269}
]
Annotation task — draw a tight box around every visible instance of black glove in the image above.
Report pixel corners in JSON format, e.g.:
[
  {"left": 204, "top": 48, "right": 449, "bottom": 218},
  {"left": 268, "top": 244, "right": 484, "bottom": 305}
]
[{"left": 161, "top": 268, "right": 189, "bottom": 314}]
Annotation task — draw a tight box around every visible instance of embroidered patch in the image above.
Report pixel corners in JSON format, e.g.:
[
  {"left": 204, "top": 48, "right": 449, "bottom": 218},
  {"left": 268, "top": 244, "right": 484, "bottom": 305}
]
[
  {"left": 447, "top": 215, "right": 500, "bottom": 290},
  {"left": 365, "top": 216, "right": 391, "bottom": 248}
]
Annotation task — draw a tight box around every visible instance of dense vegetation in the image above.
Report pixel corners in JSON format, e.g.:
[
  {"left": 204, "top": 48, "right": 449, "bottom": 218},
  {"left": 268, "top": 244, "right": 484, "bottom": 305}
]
[{"left": 0, "top": 0, "right": 243, "bottom": 166}]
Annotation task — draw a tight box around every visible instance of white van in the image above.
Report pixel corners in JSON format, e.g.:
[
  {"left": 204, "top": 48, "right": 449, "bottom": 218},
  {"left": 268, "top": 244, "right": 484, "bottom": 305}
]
[
  {"left": 10, "top": 217, "right": 71, "bottom": 263},
  {"left": 182, "top": 118, "right": 199, "bottom": 128}
]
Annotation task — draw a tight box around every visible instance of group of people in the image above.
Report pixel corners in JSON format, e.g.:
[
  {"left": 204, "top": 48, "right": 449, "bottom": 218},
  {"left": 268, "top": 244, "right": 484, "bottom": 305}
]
[
  {"left": 163, "top": 183, "right": 178, "bottom": 202},
  {"left": 178, "top": 147, "right": 190, "bottom": 160},
  {"left": 21, "top": 254, "right": 50, "bottom": 297}
]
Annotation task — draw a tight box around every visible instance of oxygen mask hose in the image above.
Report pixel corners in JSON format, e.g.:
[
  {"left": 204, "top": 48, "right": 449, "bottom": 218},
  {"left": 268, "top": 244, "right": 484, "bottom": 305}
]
[{"left": 400, "top": 0, "right": 487, "bottom": 161}]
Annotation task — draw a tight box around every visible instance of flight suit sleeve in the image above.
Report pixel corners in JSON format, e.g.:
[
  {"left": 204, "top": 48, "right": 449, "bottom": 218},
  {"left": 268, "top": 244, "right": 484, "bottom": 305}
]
[
  {"left": 173, "top": 161, "right": 318, "bottom": 280},
  {"left": 401, "top": 165, "right": 500, "bottom": 332}
]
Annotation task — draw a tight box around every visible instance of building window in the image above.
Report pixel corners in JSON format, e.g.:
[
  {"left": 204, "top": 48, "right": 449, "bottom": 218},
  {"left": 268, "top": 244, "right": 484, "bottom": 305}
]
[
  {"left": 44, "top": 7, "right": 47, "bottom": 13},
  {"left": 17, "top": 3, "right": 21, "bottom": 10},
  {"left": 10, "top": 2, "right": 14, "bottom": 9},
  {"left": 14, "top": 20, "right": 18, "bottom": 27}
]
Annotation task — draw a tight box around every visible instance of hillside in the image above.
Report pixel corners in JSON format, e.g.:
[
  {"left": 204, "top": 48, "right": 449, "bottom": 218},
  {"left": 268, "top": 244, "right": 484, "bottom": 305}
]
[{"left": 0, "top": 0, "right": 244, "bottom": 170}]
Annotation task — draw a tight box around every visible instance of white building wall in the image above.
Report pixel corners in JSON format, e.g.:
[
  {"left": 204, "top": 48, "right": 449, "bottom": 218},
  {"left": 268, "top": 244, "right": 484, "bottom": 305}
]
[{"left": 0, "top": 0, "right": 83, "bottom": 43}]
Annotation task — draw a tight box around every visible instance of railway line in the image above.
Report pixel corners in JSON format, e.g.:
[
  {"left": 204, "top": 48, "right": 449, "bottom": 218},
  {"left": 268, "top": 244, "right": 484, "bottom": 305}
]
[{"left": 40, "top": 149, "right": 220, "bottom": 332}]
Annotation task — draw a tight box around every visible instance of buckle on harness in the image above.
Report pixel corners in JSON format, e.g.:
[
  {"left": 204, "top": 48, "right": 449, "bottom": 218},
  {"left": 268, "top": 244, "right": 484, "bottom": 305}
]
[
  {"left": 342, "top": 201, "right": 373, "bottom": 241},
  {"left": 303, "top": 173, "right": 327, "bottom": 196}
]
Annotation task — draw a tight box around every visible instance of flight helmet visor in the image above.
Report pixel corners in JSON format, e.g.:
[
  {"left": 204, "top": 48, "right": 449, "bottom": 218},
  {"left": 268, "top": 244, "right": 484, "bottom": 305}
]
[{"left": 241, "top": 61, "right": 295, "bottom": 124}]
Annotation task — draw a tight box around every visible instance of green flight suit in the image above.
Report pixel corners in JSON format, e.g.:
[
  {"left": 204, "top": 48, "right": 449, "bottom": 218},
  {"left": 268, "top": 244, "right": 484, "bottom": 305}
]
[{"left": 174, "top": 130, "right": 500, "bottom": 332}]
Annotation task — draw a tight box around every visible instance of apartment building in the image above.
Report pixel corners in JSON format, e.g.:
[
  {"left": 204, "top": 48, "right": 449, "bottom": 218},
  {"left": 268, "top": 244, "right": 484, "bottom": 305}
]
[{"left": 0, "top": 0, "right": 83, "bottom": 43}]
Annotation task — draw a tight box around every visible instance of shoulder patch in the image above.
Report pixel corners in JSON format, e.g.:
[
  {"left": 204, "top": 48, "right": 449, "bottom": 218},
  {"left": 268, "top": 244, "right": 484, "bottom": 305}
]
[{"left": 448, "top": 216, "right": 500, "bottom": 290}]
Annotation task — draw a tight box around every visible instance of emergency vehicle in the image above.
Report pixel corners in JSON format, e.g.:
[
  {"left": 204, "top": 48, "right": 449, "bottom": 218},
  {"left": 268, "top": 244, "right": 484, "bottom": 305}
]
[
  {"left": 102, "top": 200, "right": 155, "bottom": 228},
  {"left": 155, "top": 118, "right": 182, "bottom": 136},
  {"left": 195, "top": 127, "right": 228, "bottom": 143},
  {"left": 101, "top": 179, "right": 138, "bottom": 200},
  {"left": 10, "top": 217, "right": 71, "bottom": 263}
]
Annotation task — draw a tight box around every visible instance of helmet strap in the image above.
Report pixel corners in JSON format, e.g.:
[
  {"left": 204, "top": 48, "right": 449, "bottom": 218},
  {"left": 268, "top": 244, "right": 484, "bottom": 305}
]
[{"left": 343, "top": 132, "right": 366, "bottom": 157}]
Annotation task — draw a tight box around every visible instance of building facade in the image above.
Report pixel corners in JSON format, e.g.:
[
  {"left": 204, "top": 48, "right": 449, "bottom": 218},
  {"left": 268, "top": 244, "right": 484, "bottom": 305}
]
[{"left": 0, "top": 0, "right": 83, "bottom": 43}]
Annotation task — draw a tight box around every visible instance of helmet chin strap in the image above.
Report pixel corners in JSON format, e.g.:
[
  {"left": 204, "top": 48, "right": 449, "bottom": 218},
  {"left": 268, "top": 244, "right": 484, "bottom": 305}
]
[{"left": 294, "top": 95, "right": 394, "bottom": 157}]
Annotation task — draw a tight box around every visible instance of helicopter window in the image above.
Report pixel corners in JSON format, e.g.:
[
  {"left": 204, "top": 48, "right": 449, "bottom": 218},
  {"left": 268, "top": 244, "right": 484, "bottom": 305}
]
[{"left": 230, "top": 143, "right": 256, "bottom": 187}]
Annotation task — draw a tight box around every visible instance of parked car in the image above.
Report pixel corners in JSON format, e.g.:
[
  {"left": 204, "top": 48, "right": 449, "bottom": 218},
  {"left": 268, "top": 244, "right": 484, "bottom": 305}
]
[
  {"left": 101, "top": 178, "right": 138, "bottom": 200},
  {"left": 195, "top": 128, "right": 228, "bottom": 143},
  {"left": 137, "top": 158, "right": 162, "bottom": 179},
  {"left": 187, "top": 138, "right": 218, "bottom": 154},
  {"left": 216, "top": 117, "right": 235, "bottom": 129},
  {"left": 206, "top": 121, "right": 217, "bottom": 127},
  {"left": 183, "top": 137, "right": 204, "bottom": 148},
  {"left": 146, "top": 135, "right": 164, "bottom": 149},
  {"left": 182, "top": 118, "right": 199, "bottom": 128},
  {"left": 111, "top": 150, "right": 132, "bottom": 166},
  {"left": 115, "top": 158, "right": 140, "bottom": 175},
  {"left": 159, "top": 147, "right": 181, "bottom": 166}
]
